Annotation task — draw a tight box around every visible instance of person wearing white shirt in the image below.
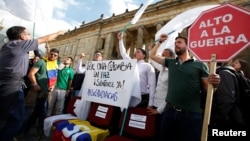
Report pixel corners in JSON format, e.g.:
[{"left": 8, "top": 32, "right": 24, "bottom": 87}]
[
  {"left": 147, "top": 46, "right": 175, "bottom": 114},
  {"left": 147, "top": 44, "right": 175, "bottom": 141},
  {"left": 75, "top": 53, "right": 86, "bottom": 74},
  {"left": 117, "top": 32, "right": 156, "bottom": 108},
  {"left": 74, "top": 51, "right": 103, "bottom": 120},
  {"left": 72, "top": 53, "right": 86, "bottom": 97}
]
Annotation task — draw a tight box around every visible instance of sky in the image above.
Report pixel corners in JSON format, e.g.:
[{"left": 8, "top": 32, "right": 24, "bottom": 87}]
[{"left": 0, "top": 0, "right": 162, "bottom": 38}]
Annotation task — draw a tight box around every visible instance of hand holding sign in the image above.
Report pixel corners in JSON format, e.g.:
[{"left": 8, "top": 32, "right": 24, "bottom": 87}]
[
  {"left": 117, "top": 32, "right": 123, "bottom": 40},
  {"left": 158, "top": 34, "right": 168, "bottom": 43}
]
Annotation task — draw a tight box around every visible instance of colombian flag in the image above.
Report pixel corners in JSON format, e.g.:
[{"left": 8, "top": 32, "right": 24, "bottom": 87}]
[{"left": 44, "top": 57, "right": 58, "bottom": 88}]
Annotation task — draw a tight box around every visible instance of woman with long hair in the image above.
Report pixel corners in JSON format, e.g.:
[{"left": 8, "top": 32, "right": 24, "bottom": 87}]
[{"left": 232, "top": 59, "right": 250, "bottom": 79}]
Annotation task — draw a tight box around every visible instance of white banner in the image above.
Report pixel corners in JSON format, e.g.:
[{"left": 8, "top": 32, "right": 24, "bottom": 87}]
[
  {"left": 131, "top": 0, "right": 154, "bottom": 24},
  {"left": 80, "top": 59, "right": 141, "bottom": 109},
  {"left": 155, "top": 5, "right": 219, "bottom": 55}
]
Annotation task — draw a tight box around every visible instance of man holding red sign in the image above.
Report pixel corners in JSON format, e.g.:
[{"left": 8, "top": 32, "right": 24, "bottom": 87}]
[{"left": 149, "top": 34, "right": 220, "bottom": 141}]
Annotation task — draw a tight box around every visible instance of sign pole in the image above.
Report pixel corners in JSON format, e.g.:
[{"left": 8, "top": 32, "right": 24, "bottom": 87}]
[
  {"left": 201, "top": 54, "right": 217, "bottom": 141},
  {"left": 119, "top": 108, "right": 128, "bottom": 136}
]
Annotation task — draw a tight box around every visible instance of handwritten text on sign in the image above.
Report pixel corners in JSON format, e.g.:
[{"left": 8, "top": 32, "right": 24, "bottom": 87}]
[{"left": 81, "top": 59, "right": 138, "bottom": 108}]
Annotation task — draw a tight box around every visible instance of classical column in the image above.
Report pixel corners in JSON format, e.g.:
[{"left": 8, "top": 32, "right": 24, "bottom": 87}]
[
  {"left": 156, "top": 22, "right": 164, "bottom": 31},
  {"left": 73, "top": 39, "right": 81, "bottom": 66},
  {"left": 129, "top": 39, "right": 135, "bottom": 57},
  {"left": 137, "top": 26, "right": 143, "bottom": 48},
  {"left": 104, "top": 32, "right": 115, "bottom": 59}
]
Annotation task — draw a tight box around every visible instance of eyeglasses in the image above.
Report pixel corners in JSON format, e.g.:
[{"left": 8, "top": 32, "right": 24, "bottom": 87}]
[{"left": 50, "top": 53, "right": 58, "bottom": 57}]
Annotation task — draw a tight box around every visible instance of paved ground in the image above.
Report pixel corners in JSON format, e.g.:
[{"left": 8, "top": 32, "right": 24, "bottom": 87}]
[{"left": 14, "top": 125, "right": 52, "bottom": 141}]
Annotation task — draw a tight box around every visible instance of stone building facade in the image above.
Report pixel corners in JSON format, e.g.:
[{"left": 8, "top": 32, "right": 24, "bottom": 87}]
[{"left": 49, "top": 0, "right": 250, "bottom": 68}]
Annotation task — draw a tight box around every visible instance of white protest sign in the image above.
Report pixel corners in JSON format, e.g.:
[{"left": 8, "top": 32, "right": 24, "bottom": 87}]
[{"left": 80, "top": 59, "right": 141, "bottom": 108}]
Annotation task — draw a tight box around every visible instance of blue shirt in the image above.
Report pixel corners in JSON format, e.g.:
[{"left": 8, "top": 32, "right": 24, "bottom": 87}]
[{"left": 0, "top": 39, "right": 38, "bottom": 76}]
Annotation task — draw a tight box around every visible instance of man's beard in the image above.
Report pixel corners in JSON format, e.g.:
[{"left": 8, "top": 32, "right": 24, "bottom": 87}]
[{"left": 175, "top": 47, "right": 186, "bottom": 56}]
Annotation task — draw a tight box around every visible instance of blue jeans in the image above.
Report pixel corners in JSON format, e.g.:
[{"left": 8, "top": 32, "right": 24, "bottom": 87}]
[
  {"left": 160, "top": 105, "right": 202, "bottom": 141},
  {"left": 26, "top": 95, "right": 48, "bottom": 132},
  {"left": 0, "top": 89, "right": 25, "bottom": 141}
]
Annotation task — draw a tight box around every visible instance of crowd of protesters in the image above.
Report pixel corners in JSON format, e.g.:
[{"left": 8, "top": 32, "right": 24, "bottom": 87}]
[{"left": 0, "top": 26, "right": 249, "bottom": 141}]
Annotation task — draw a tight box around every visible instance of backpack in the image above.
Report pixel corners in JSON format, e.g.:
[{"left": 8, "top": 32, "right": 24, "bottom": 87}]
[
  {"left": 233, "top": 71, "right": 250, "bottom": 126},
  {"left": 214, "top": 66, "right": 250, "bottom": 126}
]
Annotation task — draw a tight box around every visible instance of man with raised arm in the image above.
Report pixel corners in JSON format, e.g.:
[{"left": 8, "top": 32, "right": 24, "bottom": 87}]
[
  {"left": 0, "top": 26, "right": 65, "bottom": 141},
  {"left": 117, "top": 32, "right": 156, "bottom": 108},
  {"left": 149, "top": 34, "right": 220, "bottom": 141}
]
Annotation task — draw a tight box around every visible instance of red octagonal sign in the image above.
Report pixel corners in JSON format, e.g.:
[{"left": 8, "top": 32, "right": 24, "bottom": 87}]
[{"left": 188, "top": 3, "right": 250, "bottom": 62}]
